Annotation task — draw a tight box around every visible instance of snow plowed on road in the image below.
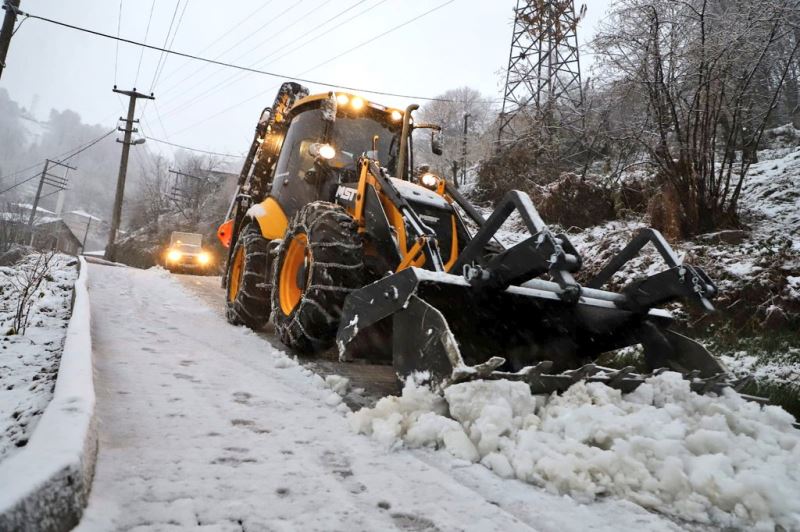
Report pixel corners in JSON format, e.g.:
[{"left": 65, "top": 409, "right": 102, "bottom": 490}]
[
  {"left": 76, "top": 264, "right": 680, "bottom": 531},
  {"left": 352, "top": 377, "right": 800, "bottom": 531}
]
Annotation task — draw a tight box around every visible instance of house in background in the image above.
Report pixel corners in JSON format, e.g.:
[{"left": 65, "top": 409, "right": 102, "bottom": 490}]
[
  {"left": 0, "top": 204, "right": 83, "bottom": 255},
  {"left": 31, "top": 218, "right": 83, "bottom": 255}
]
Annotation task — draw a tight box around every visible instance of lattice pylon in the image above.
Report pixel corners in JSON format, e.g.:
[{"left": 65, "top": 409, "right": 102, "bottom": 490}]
[{"left": 497, "top": 0, "right": 585, "bottom": 145}]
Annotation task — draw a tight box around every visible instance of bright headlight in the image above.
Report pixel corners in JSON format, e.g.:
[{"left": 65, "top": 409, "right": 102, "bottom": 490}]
[
  {"left": 317, "top": 143, "right": 336, "bottom": 160},
  {"left": 420, "top": 173, "right": 440, "bottom": 189},
  {"left": 350, "top": 97, "right": 365, "bottom": 110},
  {"left": 390, "top": 110, "right": 403, "bottom": 122},
  {"left": 198, "top": 252, "right": 211, "bottom": 265},
  {"left": 167, "top": 249, "right": 182, "bottom": 262},
  {"left": 336, "top": 94, "right": 349, "bottom": 106}
]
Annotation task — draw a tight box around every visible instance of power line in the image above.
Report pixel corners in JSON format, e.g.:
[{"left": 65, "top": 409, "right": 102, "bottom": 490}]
[
  {"left": 154, "top": 0, "right": 274, "bottom": 89},
  {"left": 156, "top": 0, "right": 306, "bottom": 101},
  {"left": 143, "top": 134, "right": 244, "bottom": 158},
  {"left": 0, "top": 172, "right": 39, "bottom": 196},
  {"left": 133, "top": 0, "right": 157, "bottom": 86},
  {"left": 21, "top": 8, "right": 460, "bottom": 103},
  {"left": 114, "top": 0, "right": 122, "bottom": 85},
  {"left": 149, "top": 0, "right": 181, "bottom": 94},
  {"left": 167, "top": 0, "right": 458, "bottom": 137},
  {"left": 149, "top": 0, "right": 190, "bottom": 92},
  {"left": 0, "top": 130, "right": 116, "bottom": 195},
  {"left": 157, "top": 0, "right": 380, "bottom": 120}
]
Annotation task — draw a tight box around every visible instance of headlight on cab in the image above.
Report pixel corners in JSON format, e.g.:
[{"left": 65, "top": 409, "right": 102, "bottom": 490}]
[
  {"left": 419, "top": 172, "right": 440, "bottom": 190},
  {"left": 167, "top": 249, "right": 182, "bottom": 262},
  {"left": 309, "top": 142, "right": 336, "bottom": 160}
]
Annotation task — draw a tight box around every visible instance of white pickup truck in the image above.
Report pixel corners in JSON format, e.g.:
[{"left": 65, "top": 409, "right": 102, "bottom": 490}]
[{"left": 164, "top": 232, "right": 213, "bottom": 274}]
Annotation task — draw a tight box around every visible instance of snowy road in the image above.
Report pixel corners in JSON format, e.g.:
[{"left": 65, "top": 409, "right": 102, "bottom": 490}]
[{"left": 75, "top": 264, "right": 680, "bottom": 531}]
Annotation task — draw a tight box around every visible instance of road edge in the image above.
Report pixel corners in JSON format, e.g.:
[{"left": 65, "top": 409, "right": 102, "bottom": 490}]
[{"left": 0, "top": 256, "right": 97, "bottom": 532}]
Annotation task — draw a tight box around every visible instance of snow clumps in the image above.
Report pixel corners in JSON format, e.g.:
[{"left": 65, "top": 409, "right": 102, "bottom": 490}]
[{"left": 349, "top": 372, "right": 800, "bottom": 530}]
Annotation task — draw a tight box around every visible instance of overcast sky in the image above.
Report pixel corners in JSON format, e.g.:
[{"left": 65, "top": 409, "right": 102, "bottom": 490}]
[{"left": 2, "top": 0, "right": 613, "bottom": 160}]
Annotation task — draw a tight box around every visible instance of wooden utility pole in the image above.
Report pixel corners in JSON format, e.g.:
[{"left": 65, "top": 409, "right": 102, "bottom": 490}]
[
  {"left": 105, "top": 87, "right": 153, "bottom": 261},
  {"left": 27, "top": 158, "right": 75, "bottom": 245},
  {"left": 0, "top": 0, "right": 21, "bottom": 80},
  {"left": 81, "top": 216, "right": 92, "bottom": 250},
  {"left": 461, "top": 113, "right": 470, "bottom": 185}
]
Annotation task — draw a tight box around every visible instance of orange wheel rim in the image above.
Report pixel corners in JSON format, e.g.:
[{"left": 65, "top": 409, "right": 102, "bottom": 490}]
[
  {"left": 279, "top": 233, "right": 309, "bottom": 316},
  {"left": 227, "top": 244, "right": 245, "bottom": 303}
]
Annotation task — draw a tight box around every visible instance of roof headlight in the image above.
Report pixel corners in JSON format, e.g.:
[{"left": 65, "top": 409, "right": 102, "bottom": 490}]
[{"left": 351, "top": 96, "right": 365, "bottom": 110}]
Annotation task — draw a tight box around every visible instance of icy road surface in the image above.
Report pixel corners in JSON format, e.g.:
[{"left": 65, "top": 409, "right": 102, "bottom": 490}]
[{"left": 75, "top": 264, "right": 681, "bottom": 531}]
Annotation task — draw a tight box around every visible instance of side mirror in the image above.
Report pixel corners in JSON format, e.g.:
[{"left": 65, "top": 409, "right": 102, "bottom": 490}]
[{"left": 431, "top": 131, "right": 443, "bottom": 156}]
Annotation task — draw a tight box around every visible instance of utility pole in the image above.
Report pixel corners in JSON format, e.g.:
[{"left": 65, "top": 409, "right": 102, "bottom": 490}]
[
  {"left": 0, "top": 0, "right": 21, "bottom": 80},
  {"left": 105, "top": 87, "right": 153, "bottom": 261},
  {"left": 81, "top": 216, "right": 92, "bottom": 250},
  {"left": 27, "top": 158, "right": 75, "bottom": 245},
  {"left": 461, "top": 113, "right": 470, "bottom": 185}
]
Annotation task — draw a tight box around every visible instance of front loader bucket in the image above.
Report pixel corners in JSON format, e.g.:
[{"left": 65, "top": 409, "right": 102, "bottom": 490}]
[{"left": 336, "top": 268, "right": 727, "bottom": 391}]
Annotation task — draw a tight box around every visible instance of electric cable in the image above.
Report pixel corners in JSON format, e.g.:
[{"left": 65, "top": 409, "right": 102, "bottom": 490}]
[
  {"left": 114, "top": 0, "right": 123, "bottom": 85},
  {"left": 0, "top": 130, "right": 116, "bottom": 195},
  {"left": 20, "top": 8, "right": 460, "bottom": 102},
  {"left": 133, "top": 0, "right": 157, "bottom": 86},
  {"left": 157, "top": 0, "right": 380, "bottom": 119},
  {"left": 157, "top": 0, "right": 333, "bottom": 108},
  {"left": 149, "top": 0, "right": 181, "bottom": 94},
  {"left": 154, "top": 0, "right": 274, "bottom": 87},
  {"left": 156, "top": 0, "right": 303, "bottom": 100},
  {"left": 167, "top": 0, "right": 458, "bottom": 137},
  {"left": 149, "top": 0, "right": 190, "bottom": 92}
]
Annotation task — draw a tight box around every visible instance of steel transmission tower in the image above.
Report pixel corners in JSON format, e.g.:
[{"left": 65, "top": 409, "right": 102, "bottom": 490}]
[{"left": 497, "top": 0, "right": 585, "bottom": 145}]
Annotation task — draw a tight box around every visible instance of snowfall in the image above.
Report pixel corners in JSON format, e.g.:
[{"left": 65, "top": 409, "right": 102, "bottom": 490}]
[{"left": 2, "top": 147, "right": 800, "bottom": 531}]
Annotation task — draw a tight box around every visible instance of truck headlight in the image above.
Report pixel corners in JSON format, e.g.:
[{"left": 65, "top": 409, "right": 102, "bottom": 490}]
[
  {"left": 167, "top": 249, "right": 182, "bottom": 262},
  {"left": 198, "top": 252, "right": 211, "bottom": 265}
]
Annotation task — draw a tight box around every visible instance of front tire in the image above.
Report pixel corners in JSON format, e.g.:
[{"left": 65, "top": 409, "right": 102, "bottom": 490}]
[
  {"left": 271, "top": 202, "right": 364, "bottom": 353},
  {"left": 225, "top": 223, "right": 271, "bottom": 329}
]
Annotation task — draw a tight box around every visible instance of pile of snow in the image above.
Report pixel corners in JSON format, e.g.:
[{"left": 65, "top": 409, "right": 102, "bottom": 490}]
[{"left": 351, "top": 373, "right": 800, "bottom": 530}]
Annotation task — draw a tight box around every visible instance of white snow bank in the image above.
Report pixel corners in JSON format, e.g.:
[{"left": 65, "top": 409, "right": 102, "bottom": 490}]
[
  {"left": 0, "top": 257, "right": 97, "bottom": 530},
  {"left": 351, "top": 373, "right": 800, "bottom": 531}
]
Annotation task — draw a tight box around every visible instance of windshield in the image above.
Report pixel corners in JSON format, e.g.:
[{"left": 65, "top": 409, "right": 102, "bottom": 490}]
[
  {"left": 331, "top": 116, "right": 399, "bottom": 173},
  {"left": 271, "top": 109, "right": 400, "bottom": 190}
]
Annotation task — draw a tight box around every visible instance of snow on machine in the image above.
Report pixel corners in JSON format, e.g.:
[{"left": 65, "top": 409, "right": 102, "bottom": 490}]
[
  {"left": 217, "top": 82, "right": 758, "bottom": 400},
  {"left": 164, "top": 231, "right": 213, "bottom": 274}
]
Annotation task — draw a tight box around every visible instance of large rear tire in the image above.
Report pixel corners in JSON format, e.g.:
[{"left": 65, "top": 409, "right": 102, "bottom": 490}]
[
  {"left": 225, "top": 223, "right": 271, "bottom": 329},
  {"left": 271, "top": 202, "right": 364, "bottom": 353}
]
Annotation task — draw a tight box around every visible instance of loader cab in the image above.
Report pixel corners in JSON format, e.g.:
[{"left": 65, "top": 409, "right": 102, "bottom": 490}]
[{"left": 269, "top": 94, "right": 405, "bottom": 215}]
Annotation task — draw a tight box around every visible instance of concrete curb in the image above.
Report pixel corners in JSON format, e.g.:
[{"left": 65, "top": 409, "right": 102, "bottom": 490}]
[{"left": 0, "top": 257, "right": 97, "bottom": 532}]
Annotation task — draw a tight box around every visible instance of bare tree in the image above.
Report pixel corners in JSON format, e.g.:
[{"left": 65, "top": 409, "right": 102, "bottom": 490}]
[
  {"left": 593, "top": 0, "right": 800, "bottom": 237},
  {"left": 417, "top": 87, "right": 496, "bottom": 181},
  {"left": 10, "top": 251, "right": 54, "bottom": 335}
]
